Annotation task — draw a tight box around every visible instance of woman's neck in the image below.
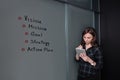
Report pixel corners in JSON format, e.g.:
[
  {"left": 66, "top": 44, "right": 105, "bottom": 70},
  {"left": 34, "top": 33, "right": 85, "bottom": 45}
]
[{"left": 85, "top": 44, "right": 92, "bottom": 50}]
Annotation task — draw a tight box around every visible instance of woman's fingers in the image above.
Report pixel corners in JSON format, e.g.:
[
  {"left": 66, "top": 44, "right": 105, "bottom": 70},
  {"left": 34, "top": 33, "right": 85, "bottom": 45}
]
[
  {"left": 79, "top": 53, "right": 86, "bottom": 57},
  {"left": 79, "top": 53, "right": 88, "bottom": 62}
]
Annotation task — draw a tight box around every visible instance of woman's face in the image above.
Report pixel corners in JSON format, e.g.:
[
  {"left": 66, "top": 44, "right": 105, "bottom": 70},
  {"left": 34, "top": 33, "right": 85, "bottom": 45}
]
[{"left": 83, "top": 33, "right": 93, "bottom": 45}]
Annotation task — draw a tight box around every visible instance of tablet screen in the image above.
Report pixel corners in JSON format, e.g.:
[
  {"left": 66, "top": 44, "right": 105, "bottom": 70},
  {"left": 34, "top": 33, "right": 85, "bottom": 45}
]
[{"left": 75, "top": 48, "right": 86, "bottom": 55}]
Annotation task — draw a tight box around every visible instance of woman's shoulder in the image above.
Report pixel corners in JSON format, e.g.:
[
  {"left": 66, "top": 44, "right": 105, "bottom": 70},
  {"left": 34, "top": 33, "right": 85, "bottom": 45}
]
[{"left": 92, "top": 46, "right": 102, "bottom": 52}]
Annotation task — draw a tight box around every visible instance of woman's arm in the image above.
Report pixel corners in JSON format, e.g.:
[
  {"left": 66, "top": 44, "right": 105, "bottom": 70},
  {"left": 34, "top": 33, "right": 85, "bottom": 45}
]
[
  {"left": 79, "top": 53, "right": 96, "bottom": 66},
  {"left": 80, "top": 47, "right": 103, "bottom": 68},
  {"left": 75, "top": 53, "right": 80, "bottom": 60}
]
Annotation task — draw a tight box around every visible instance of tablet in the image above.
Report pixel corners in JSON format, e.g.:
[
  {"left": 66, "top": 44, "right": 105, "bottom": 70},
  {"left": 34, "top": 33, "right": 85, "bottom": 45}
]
[{"left": 75, "top": 48, "right": 86, "bottom": 55}]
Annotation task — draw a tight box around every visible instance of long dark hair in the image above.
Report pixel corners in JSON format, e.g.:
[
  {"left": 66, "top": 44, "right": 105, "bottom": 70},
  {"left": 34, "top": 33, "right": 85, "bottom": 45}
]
[{"left": 80, "top": 27, "right": 98, "bottom": 47}]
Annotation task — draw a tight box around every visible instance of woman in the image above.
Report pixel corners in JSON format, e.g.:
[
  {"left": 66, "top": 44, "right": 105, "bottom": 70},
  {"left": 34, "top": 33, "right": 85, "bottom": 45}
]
[{"left": 75, "top": 27, "right": 103, "bottom": 80}]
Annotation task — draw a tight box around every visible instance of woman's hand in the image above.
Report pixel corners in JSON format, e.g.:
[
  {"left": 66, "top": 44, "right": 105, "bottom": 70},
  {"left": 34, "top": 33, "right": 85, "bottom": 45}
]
[
  {"left": 79, "top": 53, "right": 88, "bottom": 62},
  {"left": 75, "top": 53, "right": 80, "bottom": 60},
  {"left": 79, "top": 53, "right": 96, "bottom": 66},
  {"left": 75, "top": 45, "right": 83, "bottom": 60}
]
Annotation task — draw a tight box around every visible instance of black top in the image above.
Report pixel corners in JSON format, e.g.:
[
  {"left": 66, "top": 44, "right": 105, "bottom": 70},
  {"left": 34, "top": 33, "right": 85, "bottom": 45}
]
[{"left": 77, "top": 46, "right": 103, "bottom": 78}]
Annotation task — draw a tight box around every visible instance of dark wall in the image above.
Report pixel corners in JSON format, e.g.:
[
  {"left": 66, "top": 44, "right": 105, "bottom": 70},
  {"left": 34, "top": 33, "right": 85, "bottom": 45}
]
[{"left": 100, "top": 0, "right": 120, "bottom": 80}]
